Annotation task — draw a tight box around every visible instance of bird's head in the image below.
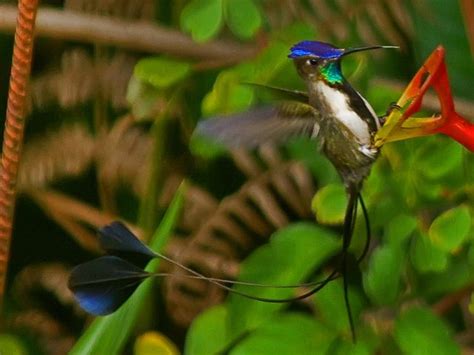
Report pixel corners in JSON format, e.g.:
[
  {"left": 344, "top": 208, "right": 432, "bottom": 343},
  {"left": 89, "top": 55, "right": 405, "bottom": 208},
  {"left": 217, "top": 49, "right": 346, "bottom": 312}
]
[{"left": 289, "top": 41, "right": 397, "bottom": 85}]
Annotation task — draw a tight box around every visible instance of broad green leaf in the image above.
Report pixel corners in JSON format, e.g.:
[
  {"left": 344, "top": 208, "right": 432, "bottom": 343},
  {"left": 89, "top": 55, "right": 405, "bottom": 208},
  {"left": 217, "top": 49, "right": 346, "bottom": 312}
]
[
  {"left": 429, "top": 206, "right": 471, "bottom": 252},
  {"left": 70, "top": 185, "right": 186, "bottom": 355},
  {"left": 410, "top": 232, "right": 448, "bottom": 273},
  {"left": 180, "top": 0, "right": 223, "bottom": 42},
  {"left": 224, "top": 0, "right": 262, "bottom": 39},
  {"left": 126, "top": 76, "right": 162, "bottom": 120},
  {"left": 415, "top": 139, "right": 463, "bottom": 180},
  {"left": 230, "top": 313, "right": 336, "bottom": 355},
  {"left": 185, "top": 305, "right": 229, "bottom": 355},
  {"left": 331, "top": 328, "right": 381, "bottom": 355},
  {"left": 134, "top": 332, "right": 179, "bottom": 355},
  {"left": 312, "top": 183, "right": 347, "bottom": 225},
  {"left": 385, "top": 213, "right": 417, "bottom": 247},
  {"left": 228, "top": 223, "right": 340, "bottom": 336},
  {"left": 134, "top": 57, "right": 191, "bottom": 89},
  {"left": 313, "top": 280, "right": 364, "bottom": 334},
  {"left": 202, "top": 68, "right": 254, "bottom": 116},
  {"left": 418, "top": 257, "right": 474, "bottom": 296},
  {"left": 394, "top": 307, "right": 460, "bottom": 355},
  {"left": 0, "top": 334, "right": 27, "bottom": 355},
  {"left": 363, "top": 245, "right": 404, "bottom": 305}
]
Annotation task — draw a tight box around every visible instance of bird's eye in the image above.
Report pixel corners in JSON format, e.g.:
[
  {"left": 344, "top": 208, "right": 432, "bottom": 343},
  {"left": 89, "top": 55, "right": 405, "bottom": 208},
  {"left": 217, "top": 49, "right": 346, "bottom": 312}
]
[{"left": 307, "top": 58, "right": 318, "bottom": 66}]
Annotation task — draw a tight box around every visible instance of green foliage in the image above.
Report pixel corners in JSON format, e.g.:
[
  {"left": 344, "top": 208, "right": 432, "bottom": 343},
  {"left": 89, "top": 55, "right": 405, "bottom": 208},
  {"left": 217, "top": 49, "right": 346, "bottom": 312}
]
[
  {"left": 134, "top": 57, "right": 192, "bottom": 89},
  {"left": 313, "top": 280, "right": 364, "bottom": 334},
  {"left": 394, "top": 307, "right": 460, "bottom": 355},
  {"left": 429, "top": 206, "right": 471, "bottom": 252},
  {"left": 224, "top": 0, "right": 262, "bottom": 39},
  {"left": 180, "top": 0, "right": 223, "bottom": 42},
  {"left": 185, "top": 305, "right": 229, "bottom": 355},
  {"left": 229, "top": 314, "right": 336, "bottom": 355},
  {"left": 0, "top": 334, "right": 28, "bottom": 355},
  {"left": 11, "top": 1, "right": 474, "bottom": 354},
  {"left": 312, "top": 183, "right": 347, "bottom": 225},
  {"left": 180, "top": 0, "right": 262, "bottom": 42},
  {"left": 69, "top": 186, "right": 185, "bottom": 355},
  {"left": 363, "top": 244, "right": 404, "bottom": 305},
  {"left": 227, "top": 223, "right": 340, "bottom": 335}
]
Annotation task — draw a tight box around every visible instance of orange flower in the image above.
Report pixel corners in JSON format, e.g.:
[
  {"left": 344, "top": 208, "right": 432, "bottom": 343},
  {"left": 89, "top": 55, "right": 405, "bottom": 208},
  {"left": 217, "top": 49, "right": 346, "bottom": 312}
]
[{"left": 374, "top": 46, "right": 474, "bottom": 152}]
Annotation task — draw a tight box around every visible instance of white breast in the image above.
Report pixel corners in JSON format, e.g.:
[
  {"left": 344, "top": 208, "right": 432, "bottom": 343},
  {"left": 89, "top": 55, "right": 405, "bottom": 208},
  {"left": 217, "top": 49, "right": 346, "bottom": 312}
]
[{"left": 316, "top": 83, "right": 371, "bottom": 144}]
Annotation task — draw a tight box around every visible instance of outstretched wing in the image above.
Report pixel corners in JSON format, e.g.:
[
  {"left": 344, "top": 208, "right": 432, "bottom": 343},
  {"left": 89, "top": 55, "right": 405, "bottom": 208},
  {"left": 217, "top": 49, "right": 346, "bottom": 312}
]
[
  {"left": 195, "top": 103, "right": 319, "bottom": 149},
  {"left": 244, "top": 83, "right": 309, "bottom": 103}
]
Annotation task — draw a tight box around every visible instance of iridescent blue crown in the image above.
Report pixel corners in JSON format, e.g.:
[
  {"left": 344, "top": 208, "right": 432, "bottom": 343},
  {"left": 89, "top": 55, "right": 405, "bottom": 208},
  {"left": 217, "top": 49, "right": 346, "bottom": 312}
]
[{"left": 288, "top": 41, "right": 343, "bottom": 59}]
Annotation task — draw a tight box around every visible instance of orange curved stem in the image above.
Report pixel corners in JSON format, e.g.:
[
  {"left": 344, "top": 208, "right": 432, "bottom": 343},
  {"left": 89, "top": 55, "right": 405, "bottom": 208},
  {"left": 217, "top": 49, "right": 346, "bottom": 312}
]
[{"left": 0, "top": 0, "right": 39, "bottom": 309}]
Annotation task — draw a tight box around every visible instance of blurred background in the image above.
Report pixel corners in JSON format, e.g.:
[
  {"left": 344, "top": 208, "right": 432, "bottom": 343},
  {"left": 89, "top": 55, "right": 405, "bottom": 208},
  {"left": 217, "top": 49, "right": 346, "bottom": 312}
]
[{"left": 0, "top": 0, "right": 472, "bottom": 354}]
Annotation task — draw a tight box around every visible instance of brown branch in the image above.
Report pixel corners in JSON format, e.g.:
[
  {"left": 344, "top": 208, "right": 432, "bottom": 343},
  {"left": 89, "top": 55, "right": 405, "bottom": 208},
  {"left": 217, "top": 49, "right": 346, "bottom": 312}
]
[
  {"left": 433, "top": 285, "right": 474, "bottom": 316},
  {"left": 0, "top": 0, "right": 38, "bottom": 310},
  {"left": 0, "top": 5, "right": 260, "bottom": 61}
]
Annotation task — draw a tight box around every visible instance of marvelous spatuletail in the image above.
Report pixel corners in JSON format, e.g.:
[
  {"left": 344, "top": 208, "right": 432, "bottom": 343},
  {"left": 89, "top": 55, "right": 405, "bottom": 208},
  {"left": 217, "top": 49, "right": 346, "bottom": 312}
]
[
  {"left": 68, "top": 41, "right": 399, "bottom": 343},
  {"left": 197, "top": 40, "right": 399, "bottom": 340}
]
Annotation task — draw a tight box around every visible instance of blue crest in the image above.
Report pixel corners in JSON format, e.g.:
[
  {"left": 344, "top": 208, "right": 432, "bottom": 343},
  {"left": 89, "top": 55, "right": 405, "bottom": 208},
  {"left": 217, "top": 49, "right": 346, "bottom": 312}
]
[{"left": 289, "top": 41, "right": 344, "bottom": 59}]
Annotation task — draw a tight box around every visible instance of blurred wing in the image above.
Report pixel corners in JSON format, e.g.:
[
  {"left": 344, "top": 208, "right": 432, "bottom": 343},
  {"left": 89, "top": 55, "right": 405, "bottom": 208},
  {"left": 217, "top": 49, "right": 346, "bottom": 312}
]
[
  {"left": 99, "top": 221, "right": 156, "bottom": 268},
  {"left": 196, "top": 103, "right": 319, "bottom": 149},
  {"left": 244, "top": 83, "right": 309, "bottom": 103},
  {"left": 68, "top": 256, "right": 149, "bottom": 315}
]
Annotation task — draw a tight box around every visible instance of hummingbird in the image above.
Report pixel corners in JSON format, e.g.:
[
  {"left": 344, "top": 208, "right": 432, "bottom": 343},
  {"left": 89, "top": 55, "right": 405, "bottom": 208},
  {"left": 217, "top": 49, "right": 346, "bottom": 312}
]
[
  {"left": 196, "top": 40, "right": 398, "bottom": 340},
  {"left": 66, "top": 41, "right": 399, "bottom": 343}
]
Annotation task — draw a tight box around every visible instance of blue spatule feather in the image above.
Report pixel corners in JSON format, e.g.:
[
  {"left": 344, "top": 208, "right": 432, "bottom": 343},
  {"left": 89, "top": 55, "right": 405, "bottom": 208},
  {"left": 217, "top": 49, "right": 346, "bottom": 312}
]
[
  {"left": 68, "top": 256, "right": 150, "bottom": 315},
  {"left": 99, "top": 221, "right": 157, "bottom": 268}
]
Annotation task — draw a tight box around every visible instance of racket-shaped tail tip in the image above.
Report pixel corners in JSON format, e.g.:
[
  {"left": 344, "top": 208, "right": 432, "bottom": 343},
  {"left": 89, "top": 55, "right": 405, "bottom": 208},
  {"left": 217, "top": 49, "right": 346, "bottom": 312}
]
[
  {"left": 99, "top": 221, "right": 157, "bottom": 268},
  {"left": 68, "top": 256, "right": 149, "bottom": 315}
]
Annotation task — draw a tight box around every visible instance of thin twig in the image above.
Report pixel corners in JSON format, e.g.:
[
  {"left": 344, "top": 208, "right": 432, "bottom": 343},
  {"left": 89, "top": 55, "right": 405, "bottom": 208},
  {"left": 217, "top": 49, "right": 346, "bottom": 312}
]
[
  {"left": 0, "top": 0, "right": 39, "bottom": 310},
  {"left": 0, "top": 5, "right": 260, "bottom": 61}
]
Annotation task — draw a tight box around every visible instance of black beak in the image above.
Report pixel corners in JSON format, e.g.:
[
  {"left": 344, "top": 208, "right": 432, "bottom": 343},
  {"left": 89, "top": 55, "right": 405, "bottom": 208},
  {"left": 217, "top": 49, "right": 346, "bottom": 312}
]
[{"left": 342, "top": 45, "right": 399, "bottom": 57}]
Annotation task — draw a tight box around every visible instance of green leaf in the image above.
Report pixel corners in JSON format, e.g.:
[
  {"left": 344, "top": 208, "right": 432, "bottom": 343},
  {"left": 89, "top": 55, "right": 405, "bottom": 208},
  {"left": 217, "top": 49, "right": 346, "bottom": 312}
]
[
  {"left": 126, "top": 76, "right": 162, "bottom": 120},
  {"left": 313, "top": 280, "right": 364, "bottom": 334},
  {"left": 70, "top": 184, "right": 186, "bottom": 355},
  {"left": 415, "top": 138, "right": 463, "bottom": 180},
  {"left": 202, "top": 68, "right": 255, "bottom": 116},
  {"left": 0, "top": 334, "right": 28, "bottom": 355},
  {"left": 419, "top": 257, "right": 474, "bottom": 296},
  {"left": 134, "top": 332, "right": 179, "bottom": 355},
  {"left": 180, "top": 0, "right": 223, "bottom": 42},
  {"left": 385, "top": 213, "right": 418, "bottom": 247},
  {"left": 363, "top": 245, "right": 404, "bottom": 305},
  {"left": 330, "top": 327, "right": 381, "bottom": 355},
  {"left": 224, "top": 0, "right": 262, "bottom": 39},
  {"left": 189, "top": 131, "right": 229, "bottom": 159},
  {"left": 185, "top": 305, "right": 229, "bottom": 355},
  {"left": 134, "top": 57, "right": 191, "bottom": 89},
  {"left": 230, "top": 313, "right": 336, "bottom": 355},
  {"left": 429, "top": 206, "right": 471, "bottom": 252},
  {"left": 410, "top": 232, "right": 448, "bottom": 273},
  {"left": 312, "top": 183, "right": 347, "bottom": 225},
  {"left": 394, "top": 307, "right": 460, "bottom": 355},
  {"left": 228, "top": 222, "right": 340, "bottom": 337}
]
